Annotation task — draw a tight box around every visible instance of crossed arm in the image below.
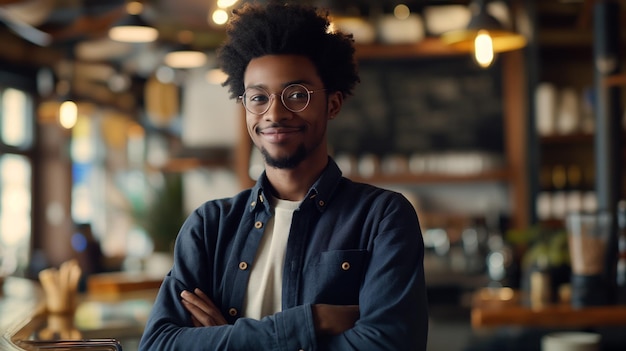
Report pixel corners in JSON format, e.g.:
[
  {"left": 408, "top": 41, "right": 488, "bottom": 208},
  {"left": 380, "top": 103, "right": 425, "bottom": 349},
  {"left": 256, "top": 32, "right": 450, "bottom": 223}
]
[{"left": 180, "top": 288, "right": 360, "bottom": 336}]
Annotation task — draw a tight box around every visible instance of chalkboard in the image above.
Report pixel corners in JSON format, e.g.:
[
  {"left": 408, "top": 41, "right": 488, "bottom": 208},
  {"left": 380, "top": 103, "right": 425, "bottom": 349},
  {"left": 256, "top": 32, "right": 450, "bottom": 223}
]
[{"left": 328, "top": 56, "right": 504, "bottom": 156}]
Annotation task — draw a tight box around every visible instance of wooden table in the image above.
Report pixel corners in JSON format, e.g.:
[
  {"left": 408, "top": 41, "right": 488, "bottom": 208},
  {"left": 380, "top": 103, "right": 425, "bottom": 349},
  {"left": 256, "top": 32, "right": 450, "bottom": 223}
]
[
  {"left": 87, "top": 271, "right": 163, "bottom": 295},
  {"left": 471, "top": 287, "right": 626, "bottom": 329}
]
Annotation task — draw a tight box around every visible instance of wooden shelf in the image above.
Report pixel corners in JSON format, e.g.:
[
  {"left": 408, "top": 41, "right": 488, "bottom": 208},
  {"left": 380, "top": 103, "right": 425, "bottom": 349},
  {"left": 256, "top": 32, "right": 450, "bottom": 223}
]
[
  {"left": 604, "top": 73, "right": 626, "bottom": 87},
  {"left": 355, "top": 38, "right": 466, "bottom": 60},
  {"left": 540, "top": 133, "right": 593, "bottom": 145},
  {"left": 540, "top": 132, "right": 626, "bottom": 145},
  {"left": 347, "top": 169, "right": 511, "bottom": 185},
  {"left": 158, "top": 146, "right": 234, "bottom": 173}
]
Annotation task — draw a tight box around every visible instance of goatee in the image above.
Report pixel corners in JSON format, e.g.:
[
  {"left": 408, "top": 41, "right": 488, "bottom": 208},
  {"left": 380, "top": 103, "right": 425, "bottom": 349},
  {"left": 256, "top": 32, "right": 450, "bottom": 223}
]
[{"left": 261, "top": 144, "right": 307, "bottom": 169}]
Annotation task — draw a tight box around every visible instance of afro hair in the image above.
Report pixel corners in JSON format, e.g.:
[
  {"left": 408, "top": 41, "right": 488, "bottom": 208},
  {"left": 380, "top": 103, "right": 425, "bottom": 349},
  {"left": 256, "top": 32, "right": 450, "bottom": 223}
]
[{"left": 217, "top": 1, "right": 360, "bottom": 100}]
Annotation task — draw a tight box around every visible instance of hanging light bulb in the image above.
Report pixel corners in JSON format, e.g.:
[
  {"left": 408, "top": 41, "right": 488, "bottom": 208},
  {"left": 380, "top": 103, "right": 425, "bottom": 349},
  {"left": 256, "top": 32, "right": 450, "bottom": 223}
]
[
  {"left": 59, "top": 100, "right": 78, "bottom": 129},
  {"left": 211, "top": 9, "right": 229, "bottom": 25},
  {"left": 55, "top": 58, "right": 77, "bottom": 129},
  {"left": 108, "top": 1, "right": 158, "bottom": 43},
  {"left": 164, "top": 49, "right": 207, "bottom": 68},
  {"left": 474, "top": 30, "right": 494, "bottom": 67},
  {"left": 164, "top": 30, "right": 207, "bottom": 69},
  {"left": 441, "top": 0, "right": 526, "bottom": 68}
]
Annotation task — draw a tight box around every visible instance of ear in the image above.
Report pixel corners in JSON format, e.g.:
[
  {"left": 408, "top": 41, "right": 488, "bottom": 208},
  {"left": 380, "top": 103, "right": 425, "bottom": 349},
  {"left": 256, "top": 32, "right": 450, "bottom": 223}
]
[{"left": 327, "top": 91, "right": 343, "bottom": 120}]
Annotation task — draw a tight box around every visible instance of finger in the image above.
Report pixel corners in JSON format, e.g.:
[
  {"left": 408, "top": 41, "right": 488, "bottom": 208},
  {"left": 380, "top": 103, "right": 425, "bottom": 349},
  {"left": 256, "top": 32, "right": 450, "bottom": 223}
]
[
  {"left": 194, "top": 288, "right": 215, "bottom": 306},
  {"left": 211, "top": 312, "right": 227, "bottom": 325},
  {"left": 191, "top": 314, "right": 203, "bottom": 327},
  {"left": 181, "top": 298, "right": 204, "bottom": 316},
  {"left": 183, "top": 300, "right": 222, "bottom": 327},
  {"left": 182, "top": 300, "right": 212, "bottom": 326},
  {"left": 194, "top": 289, "right": 228, "bottom": 324},
  {"left": 182, "top": 298, "right": 224, "bottom": 326},
  {"left": 181, "top": 290, "right": 227, "bottom": 325},
  {"left": 181, "top": 290, "right": 211, "bottom": 314}
]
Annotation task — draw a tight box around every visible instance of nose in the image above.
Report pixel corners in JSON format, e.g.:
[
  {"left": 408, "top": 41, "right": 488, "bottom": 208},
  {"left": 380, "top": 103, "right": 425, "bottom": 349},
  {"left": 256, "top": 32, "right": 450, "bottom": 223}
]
[{"left": 263, "top": 93, "right": 291, "bottom": 121}]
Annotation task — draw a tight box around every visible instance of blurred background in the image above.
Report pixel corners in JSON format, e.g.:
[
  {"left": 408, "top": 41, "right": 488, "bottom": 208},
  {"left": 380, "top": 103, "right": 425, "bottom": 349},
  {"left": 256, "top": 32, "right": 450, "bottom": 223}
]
[{"left": 0, "top": 0, "right": 625, "bottom": 350}]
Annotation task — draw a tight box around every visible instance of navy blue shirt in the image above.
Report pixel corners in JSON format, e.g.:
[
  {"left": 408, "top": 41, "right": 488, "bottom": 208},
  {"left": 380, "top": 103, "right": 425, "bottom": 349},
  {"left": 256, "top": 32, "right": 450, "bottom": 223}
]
[{"left": 139, "top": 158, "right": 428, "bottom": 350}]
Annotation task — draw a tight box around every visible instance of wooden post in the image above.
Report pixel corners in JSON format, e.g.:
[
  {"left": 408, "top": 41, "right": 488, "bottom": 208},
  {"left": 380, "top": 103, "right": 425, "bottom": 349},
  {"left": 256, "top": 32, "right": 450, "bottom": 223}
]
[{"left": 593, "top": 0, "right": 622, "bottom": 303}]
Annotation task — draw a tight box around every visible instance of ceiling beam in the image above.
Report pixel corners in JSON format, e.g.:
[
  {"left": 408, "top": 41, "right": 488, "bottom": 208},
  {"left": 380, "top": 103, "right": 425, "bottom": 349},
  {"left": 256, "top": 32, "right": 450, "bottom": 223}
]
[
  {"left": 0, "top": 0, "right": 26, "bottom": 4},
  {"left": 0, "top": 30, "right": 62, "bottom": 66}
]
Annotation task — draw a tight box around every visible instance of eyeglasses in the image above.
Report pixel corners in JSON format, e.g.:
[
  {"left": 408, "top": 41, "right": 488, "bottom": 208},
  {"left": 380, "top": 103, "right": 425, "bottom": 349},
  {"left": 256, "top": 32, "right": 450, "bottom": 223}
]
[{"left": 238, "top": 83, "right": 326, "bottom": 115}]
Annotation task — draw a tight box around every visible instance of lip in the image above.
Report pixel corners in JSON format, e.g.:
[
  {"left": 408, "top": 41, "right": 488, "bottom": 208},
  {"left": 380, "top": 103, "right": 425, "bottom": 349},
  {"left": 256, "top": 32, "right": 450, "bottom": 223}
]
[{"left": 258, "top": 126, "right": 303, "bottom": 142}]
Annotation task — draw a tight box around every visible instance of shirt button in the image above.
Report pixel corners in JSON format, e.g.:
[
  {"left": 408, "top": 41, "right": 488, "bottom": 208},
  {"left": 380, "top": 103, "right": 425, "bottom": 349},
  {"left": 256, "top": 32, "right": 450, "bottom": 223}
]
[
  {"left": 341, "top": 261, "right": 350, "bottom": 271},
  {"left": 239, "top": 261, "right": 248, "bottom": 270},
  {"left": 255, "top": 221, "right": 263, "bottom": 229},
  {"left": 250, "top": 201, "right": 256, "bottom": 207},
  {"left": 228, "top": 308, "right": 238, "bottom": 317},
  {"left": 259, "top": 194, "right": 264, "bottom": 202},
  {"left": 318, "top": 200, "right": 325, "bottom": 207}
]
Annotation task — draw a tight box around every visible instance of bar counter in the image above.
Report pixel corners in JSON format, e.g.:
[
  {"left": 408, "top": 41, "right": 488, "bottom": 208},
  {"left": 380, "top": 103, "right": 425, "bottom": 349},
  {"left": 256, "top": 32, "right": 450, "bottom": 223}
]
[
  {"left": 0, "top": 276, "right": 157, "bottom": 351},
  {"left": 471, "top": 287, "right": 626, "bottom": 329},
  {"left": 0, "top": 277, "right": 45, "bottom": 350}
]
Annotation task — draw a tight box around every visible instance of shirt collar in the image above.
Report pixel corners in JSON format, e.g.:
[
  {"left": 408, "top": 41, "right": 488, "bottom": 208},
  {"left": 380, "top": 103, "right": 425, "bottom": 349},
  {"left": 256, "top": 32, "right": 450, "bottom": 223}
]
[{"left": 247, "top": 157, "right": 343, "bottom": 213}]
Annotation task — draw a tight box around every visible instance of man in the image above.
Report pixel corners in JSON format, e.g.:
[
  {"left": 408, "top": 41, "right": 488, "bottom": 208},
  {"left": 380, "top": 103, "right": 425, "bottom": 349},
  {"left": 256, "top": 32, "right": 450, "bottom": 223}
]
[{"left": 139, "top": 2, "right": 428, "bottom": 350}]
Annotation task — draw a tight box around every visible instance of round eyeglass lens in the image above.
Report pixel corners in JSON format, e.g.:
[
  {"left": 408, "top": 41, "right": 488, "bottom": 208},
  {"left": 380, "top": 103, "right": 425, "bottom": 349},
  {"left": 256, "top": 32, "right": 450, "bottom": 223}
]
[
  {"left": 242, "top": 87, "right": 271, "bottom": 115},
  {"left": 281, "top": 84, "right": 310, "bottom": 112}
]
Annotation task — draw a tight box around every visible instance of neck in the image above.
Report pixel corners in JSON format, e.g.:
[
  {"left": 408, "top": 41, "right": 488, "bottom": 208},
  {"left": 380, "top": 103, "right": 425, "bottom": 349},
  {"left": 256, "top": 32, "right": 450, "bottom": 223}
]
[{"left": 265, "top": 154, "right": 328, "bottom": 201}]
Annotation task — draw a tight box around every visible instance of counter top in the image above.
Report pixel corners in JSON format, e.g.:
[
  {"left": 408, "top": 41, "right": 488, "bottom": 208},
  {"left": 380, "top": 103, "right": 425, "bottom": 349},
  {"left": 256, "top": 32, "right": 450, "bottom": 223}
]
[
  {"left": 0, "top": 277, "right": 46, "bottom": 350},
  {"left": 1, "top": 276, "right": 156, "bottom": 351},
  {"left": 471, "top": 287, "right": 626, "bottom": 328}
]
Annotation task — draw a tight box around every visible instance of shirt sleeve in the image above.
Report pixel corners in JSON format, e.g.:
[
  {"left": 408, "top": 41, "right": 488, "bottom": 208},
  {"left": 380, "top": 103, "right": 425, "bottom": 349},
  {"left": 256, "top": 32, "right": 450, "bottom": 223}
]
[
  {"left": 320, "top": 192, "right": 429, "bottom": 351},
  {"left": 139, "top": 279, "right": 317, "bottom": 350},
  {"left": 138, "top": 208, "right": 318, "bottom": 351}
]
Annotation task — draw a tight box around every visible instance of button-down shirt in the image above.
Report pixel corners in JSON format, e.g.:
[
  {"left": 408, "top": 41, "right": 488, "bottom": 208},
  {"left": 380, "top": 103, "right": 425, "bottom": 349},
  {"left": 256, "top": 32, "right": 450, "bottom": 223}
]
[{"left": 139, "top": 158, "right": 428, "bottom": 350}]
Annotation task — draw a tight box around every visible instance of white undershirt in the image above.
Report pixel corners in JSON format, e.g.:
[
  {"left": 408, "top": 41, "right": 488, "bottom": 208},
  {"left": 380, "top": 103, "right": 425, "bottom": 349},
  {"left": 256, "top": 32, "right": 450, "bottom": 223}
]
[{"left": 243, "top": 197, "right": 299, "bottom": 319}]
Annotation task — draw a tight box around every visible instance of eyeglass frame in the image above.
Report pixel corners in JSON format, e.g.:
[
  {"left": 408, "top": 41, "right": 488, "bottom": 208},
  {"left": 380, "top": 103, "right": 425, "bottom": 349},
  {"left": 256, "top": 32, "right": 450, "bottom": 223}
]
[{"left": 238, "top": 83, "right": 327, "bottom": 115}]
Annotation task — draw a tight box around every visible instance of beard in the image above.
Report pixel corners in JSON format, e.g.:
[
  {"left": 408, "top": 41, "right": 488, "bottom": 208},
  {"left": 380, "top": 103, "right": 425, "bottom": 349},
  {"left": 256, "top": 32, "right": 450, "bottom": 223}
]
[{"left": 260, "top": 144, "right": 308, "bottom": 169}]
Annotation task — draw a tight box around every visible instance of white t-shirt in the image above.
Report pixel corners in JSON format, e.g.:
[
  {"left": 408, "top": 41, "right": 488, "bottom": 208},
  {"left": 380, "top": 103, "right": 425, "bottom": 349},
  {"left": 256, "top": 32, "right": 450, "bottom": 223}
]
[{"left": 243, "top": 196, "right": 299, "bottom": 319}]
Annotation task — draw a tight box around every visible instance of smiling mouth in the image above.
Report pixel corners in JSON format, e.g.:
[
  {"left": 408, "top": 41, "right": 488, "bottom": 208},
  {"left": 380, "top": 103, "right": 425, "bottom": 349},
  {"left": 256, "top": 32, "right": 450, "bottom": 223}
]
[
  {"left": 257, "top": 126, "right": 303, "bottom": 143},
  {"left": 258, "top": 126, "right": 302, "bottom": 135}
]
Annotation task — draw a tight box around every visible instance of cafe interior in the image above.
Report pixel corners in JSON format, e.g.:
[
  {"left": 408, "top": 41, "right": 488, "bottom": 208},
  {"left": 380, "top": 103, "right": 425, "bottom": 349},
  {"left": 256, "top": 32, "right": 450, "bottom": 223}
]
[{"left": 0, "top": 0, "right": 625, "bottom": 350}]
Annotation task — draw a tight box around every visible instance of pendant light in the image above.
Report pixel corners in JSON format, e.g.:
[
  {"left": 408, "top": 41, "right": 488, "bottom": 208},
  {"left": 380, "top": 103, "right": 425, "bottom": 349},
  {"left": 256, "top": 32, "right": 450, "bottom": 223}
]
[
  {"left": 164, "top": 30, "right": 207, "bottom": 69},
  {"left": 441, "top": 0, "right": 526, "bottom": 67},
  {"left": 59, "top": 99, "right": 78, "bottom": 129},
  {"left": 55, "top": 52, "right": 78, "bottom": 130},
  {"left": 57, "top": 74, "right": 78, "bottom": 130},
  {"left": 164, "top": 46, "right": 207, "bottom": 69},
  {"left": 108, "top": 1, "right": 158, "bottom": 43}
]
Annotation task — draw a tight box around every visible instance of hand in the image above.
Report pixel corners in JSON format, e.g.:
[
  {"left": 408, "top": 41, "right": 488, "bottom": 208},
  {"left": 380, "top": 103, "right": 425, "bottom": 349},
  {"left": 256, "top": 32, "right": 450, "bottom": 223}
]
[
  {"left": 312, "top": 304, "right": 360, "bottom": 336},
  {"left": 180, "top": 288, "right": 228, "bottom": 327}
]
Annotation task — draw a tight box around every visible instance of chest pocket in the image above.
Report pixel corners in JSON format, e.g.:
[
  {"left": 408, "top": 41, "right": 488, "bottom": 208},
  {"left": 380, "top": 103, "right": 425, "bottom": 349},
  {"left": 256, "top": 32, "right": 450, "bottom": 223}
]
[{"left": 307, "top": 249, "right": 368, "bottom": 305}]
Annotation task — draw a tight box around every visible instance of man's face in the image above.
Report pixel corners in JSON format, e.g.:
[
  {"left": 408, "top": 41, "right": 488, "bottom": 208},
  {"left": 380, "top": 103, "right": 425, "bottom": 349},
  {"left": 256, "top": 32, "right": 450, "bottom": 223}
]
[{"left": 243, "top": 54, "right": 340, "bottom": 169}]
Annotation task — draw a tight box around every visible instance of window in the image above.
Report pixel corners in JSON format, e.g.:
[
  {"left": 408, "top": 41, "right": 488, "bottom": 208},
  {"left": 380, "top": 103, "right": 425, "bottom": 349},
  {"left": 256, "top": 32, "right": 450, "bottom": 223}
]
[
  {"left": 1, "top": 87, "right": 34, "bottom": 149},
  {"left": 0, "top": 154, "right": 32, "bottom": 276},
  {"left": 0, "top": 86, "right": 34, "bottom": 276}
]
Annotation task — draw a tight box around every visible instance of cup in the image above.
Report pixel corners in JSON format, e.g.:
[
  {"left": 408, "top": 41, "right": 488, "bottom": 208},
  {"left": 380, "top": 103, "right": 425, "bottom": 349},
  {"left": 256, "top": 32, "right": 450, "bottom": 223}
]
[
  {"left": 39, "top": 259, "right": 82, "bottom": 314},
  {"left": 566, "top": 211, "right": 611, "bottom": 307},
  {"left": 541, "top": 332, "right": 601, "bottom": 351}
]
